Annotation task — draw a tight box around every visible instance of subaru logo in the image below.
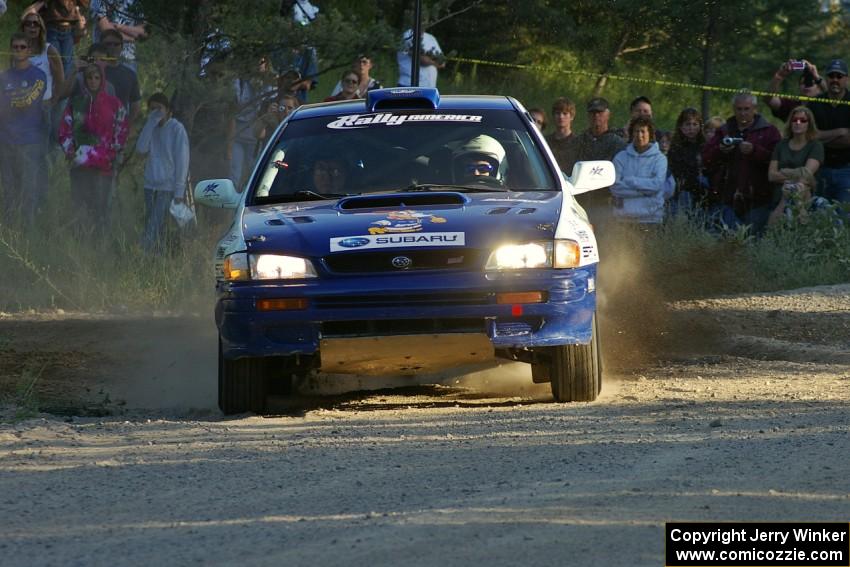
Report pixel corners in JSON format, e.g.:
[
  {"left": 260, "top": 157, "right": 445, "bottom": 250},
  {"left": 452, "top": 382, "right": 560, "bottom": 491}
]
[
  {"left": 391, "top": 256, "right": 413, "bottom": 269},
  {"left": 338, "top": 237, "right": 370, "bottom": 248}
]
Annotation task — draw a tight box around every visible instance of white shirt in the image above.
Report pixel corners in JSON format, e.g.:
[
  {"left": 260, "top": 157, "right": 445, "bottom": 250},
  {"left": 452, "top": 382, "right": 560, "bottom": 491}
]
[
  {"left": 293, "top": 0, "right": 319, "bottom": 25},
  {"left": 29, "top": 44, "right": 53, "bottom": 101},
  {"left": 396, "top": 30, "right": 442, "bottom": 88}
]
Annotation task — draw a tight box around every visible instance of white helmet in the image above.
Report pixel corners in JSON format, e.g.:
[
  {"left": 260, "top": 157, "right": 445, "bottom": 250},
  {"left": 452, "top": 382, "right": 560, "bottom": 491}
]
[
  {"left": 455, "top": 134, "right": 506, "bottom": 163},
  {"left": 453, "top": 135, "right": 506, "bottom": 180}
]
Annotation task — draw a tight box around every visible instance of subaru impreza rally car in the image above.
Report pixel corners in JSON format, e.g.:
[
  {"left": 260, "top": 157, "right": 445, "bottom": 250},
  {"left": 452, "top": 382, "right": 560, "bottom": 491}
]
[{"left": 195, "top": 88, "right": 614, "bottom": 414}]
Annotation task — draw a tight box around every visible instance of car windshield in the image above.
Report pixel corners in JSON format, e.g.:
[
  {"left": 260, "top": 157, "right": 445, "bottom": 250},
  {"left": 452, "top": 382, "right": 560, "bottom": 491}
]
[{"left": 251, "top": 108, "right": 558, "bottom": 204}]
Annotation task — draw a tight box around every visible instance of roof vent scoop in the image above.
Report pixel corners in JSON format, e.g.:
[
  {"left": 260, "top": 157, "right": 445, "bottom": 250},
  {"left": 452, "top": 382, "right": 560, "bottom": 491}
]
[{"left": 367, "top": 88, "right": 440, "bottom": 112}]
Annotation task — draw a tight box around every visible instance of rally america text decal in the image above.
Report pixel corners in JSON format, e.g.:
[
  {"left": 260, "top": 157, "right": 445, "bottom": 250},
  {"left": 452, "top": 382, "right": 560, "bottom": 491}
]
[
  {"left": 327, "top": 113, "right": 483, "bottom": 130},
  {"left": 330, "top": 232, "right": 465, "bottom": 252}
]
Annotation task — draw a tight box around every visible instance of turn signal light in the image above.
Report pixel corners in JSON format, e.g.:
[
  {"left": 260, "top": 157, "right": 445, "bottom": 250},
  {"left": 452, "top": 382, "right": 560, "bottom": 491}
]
[
  {"left": 256, "top": 298, "right": 309, "bottom": 311},
  {"left": 496, "top": 291, "right": 546, "bottom": 304}
]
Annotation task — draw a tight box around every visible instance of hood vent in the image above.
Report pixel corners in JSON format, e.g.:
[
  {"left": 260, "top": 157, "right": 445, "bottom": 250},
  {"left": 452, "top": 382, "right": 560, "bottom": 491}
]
[
  {"left": 518, "top": 208, "right": 536, "bottom": 215},
  {"left": 265, "top": 219, "right": 285, "bottom": 226},
  {"left": 291, "top": 216, "right": 315, "bottom": 223},
  {"left": 487, "top": 207, "right": 511, "bottom": 215},
  {"left": 338, "top": 192, "right": 466, "bottom": 210}
]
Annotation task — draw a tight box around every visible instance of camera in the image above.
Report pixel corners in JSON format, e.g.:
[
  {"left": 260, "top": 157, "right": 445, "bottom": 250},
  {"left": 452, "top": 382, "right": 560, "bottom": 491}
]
[
  {"left": 789, "top": 60, "right": 806, "bottom": 71},
  {"left": 722, "top": 136, "right": 744, "bottom": 147}
]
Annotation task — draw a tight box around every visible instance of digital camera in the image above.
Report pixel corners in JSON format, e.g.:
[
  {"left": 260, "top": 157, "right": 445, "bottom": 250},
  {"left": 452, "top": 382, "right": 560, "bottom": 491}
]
[
  {"left": 722, "top": 136, "right": 744, "bottom": 147},
  {"left": 789, "top": 60, "right": 807, "bottom": 71}
]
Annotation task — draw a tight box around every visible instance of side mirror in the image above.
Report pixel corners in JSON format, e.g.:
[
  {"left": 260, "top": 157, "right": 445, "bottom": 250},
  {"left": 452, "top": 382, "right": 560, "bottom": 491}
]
[
  {"left": 194, "top": 179, "right": 241, "bottom": 209},
  {"left": 568, "top": 160, "right": 616, "bottom": 195}
]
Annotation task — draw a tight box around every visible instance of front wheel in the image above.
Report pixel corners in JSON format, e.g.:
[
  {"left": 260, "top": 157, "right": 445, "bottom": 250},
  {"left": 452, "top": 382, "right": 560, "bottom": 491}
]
[
  {"left": 547, "top": 315, "right": 602, "bottom": 402},
  {"left": 218, "top": 339, "right": 270, "bottom": 415}
]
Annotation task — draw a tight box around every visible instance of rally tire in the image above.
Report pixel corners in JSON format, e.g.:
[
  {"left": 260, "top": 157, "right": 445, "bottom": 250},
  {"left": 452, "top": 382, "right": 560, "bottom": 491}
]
[
  {"left": 549, "top": 315, "right": 602, "bottom": 402},
  {"left": 218, "top": 340, "right": 269, "bottom": 415}
]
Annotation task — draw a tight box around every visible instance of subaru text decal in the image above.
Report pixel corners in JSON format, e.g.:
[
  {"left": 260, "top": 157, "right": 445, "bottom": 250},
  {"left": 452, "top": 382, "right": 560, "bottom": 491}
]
[
  {"left": 330, "top": 232, "right": 465, "bottom": 252},
  {"left": 327, "top": 113, "right": 483, "bottom": 130}
]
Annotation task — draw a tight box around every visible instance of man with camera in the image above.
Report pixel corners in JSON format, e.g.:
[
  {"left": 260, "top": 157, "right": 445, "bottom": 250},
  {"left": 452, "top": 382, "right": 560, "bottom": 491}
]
[
  {"left": 808, "top": 59, "right": 850, "bottom": 204},
  {"left": 702, "top": 92, "right": 781, "bottom": 234},
  {"left": 762, "top": 59, "right": 824, "bottom": 122}
]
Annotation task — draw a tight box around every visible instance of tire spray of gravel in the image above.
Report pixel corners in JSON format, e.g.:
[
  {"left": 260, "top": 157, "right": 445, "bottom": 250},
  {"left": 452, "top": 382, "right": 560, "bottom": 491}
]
[
  {"left": 595, "top": 224, "right": 724, "bottom": 373},
  {"left": 596, "top": 226, "right": 679, "bottom": 373}
]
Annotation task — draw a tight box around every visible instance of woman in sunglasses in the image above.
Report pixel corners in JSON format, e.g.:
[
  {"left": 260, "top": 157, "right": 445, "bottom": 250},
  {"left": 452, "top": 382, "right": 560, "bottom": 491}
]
[
  {"left": 323, "top": 70, "right": 361, "bottom": 102},
  {"left": 767, "top": 106, "right": 824, "bottom": 224},
  {"left": 20, "top": 12, "right": 64, "bottom": 110}
]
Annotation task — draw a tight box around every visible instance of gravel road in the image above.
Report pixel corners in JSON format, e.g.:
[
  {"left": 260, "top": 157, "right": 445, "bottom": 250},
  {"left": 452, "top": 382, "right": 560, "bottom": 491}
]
[{"left": 1, "top": 285, "right": 848, "bottom": 566}]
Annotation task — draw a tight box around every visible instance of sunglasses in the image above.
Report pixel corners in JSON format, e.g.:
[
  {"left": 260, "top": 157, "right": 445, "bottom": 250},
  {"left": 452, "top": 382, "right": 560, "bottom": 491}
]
[
  {"left": 827, "top": 73, "right": 846, "bottom": 79},
  {"left": 23, "top": 20, "right": 40, "bottom": 28},
  {"left": 791, "top": 117, "right": 809, "bottom": 124},
  {"left": 343, "top": 78, "right": 358, "bottom": 84},
  {"left": 11, "top": 44, "right": 29, "bottom": 51},
  {"left": 465, "top": 163, "right": 495, "bottom": 175}
]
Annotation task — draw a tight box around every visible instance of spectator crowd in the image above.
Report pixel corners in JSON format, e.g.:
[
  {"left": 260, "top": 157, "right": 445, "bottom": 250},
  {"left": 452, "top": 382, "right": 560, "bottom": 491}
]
[
  {"left": 0, "top": 0, "right": 847, "bottom": 256},
  {"left": 537, "top": 57, "right": 850, "bottom": 234}
]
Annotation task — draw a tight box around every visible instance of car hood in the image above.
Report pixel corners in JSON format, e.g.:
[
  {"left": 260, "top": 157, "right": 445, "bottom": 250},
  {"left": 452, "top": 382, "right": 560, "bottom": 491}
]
[{"left": 242, "top": 191, "right": 563, "bottom": 256}]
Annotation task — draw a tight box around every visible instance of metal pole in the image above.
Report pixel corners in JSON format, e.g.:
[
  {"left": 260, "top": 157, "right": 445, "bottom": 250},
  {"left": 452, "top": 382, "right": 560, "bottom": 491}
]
[{"left": 411, "top": 0, "right": 422, "bottom": 87}]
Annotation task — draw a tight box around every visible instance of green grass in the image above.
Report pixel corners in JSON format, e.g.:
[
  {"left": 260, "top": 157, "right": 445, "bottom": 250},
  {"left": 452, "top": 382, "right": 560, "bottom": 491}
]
[{"left": 0, "top": 154, "right": 217, "bottom": 313}]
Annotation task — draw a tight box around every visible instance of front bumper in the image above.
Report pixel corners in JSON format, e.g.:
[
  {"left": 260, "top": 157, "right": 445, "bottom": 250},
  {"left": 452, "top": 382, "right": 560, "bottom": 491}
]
[{"left": 217, "top": 266, "right": 596, "bottom": 360}]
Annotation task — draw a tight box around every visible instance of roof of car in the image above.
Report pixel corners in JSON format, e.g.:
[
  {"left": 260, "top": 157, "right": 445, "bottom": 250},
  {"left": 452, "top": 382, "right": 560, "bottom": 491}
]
[{"left": 291, "top": 92, "right": 518, "bottom": 121}]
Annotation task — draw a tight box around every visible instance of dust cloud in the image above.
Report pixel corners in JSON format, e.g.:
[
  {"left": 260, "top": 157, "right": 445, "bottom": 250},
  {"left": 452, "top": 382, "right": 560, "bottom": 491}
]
[{"left": 595, "top": 224, "right": 687, "bottom": 371}]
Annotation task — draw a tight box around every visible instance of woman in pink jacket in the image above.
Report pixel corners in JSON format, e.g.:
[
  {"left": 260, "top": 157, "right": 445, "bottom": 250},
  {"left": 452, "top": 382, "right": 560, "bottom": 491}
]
[{"left": 59, "top": 62, "right": 128, "bottom": 230}]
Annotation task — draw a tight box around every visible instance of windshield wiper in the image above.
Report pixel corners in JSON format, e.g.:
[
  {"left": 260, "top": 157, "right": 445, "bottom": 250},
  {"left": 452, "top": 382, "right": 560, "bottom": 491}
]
[
  {"left": 401, "top": 183, "right": 510, "bottom": 193},
  {"left": 292, "top": 190, "right": 346, "bottom": 200}
]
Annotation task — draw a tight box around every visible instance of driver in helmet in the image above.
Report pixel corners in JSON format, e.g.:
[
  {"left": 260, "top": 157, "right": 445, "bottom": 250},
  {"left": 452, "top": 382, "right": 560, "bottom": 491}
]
[{"left": 453, "top": 134, "right": 506, "bottom": 182}]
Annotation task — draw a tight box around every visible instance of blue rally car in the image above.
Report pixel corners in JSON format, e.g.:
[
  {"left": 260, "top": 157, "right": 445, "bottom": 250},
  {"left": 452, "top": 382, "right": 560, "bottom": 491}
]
[{"left": 195, "top": 88, "right": 615, "bottom": 414}]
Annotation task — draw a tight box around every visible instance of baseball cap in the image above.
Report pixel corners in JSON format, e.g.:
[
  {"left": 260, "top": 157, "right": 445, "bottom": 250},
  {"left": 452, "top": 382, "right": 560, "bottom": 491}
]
[
  {"left": 825, "top": 59, "right": 848, "bottom": 76},
  {"left": 587, "top": 97, "right": 610, "bottom": 112}
]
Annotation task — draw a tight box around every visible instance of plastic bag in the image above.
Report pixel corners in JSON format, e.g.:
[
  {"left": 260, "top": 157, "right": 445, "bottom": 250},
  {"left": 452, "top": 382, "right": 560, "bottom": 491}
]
[{"left": 169, "top": 199, "right": 196, "bottom": 228}]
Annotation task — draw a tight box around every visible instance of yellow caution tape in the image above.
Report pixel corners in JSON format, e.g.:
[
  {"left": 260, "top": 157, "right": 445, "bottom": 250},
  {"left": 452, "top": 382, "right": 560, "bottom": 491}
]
[{"left": 447, "top": 55, "right": 850, "bottom": 107}]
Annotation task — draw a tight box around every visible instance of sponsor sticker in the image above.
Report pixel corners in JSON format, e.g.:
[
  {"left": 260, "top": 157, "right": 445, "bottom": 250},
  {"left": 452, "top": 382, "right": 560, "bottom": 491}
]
[
  {"left": 368, "top": 211, "right": 447, "bottom": 234},
  {"left": 330, "top": 232, "right": 465, "bottom": 252},
  {"left": 327, "top": 113, "right": 483, "bottom": 130}
]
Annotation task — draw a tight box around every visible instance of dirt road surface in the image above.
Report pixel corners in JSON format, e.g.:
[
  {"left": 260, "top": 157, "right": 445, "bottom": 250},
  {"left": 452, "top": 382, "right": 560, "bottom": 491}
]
[{"left": 1, "top": 285, "right": 849, "bottom": 566}]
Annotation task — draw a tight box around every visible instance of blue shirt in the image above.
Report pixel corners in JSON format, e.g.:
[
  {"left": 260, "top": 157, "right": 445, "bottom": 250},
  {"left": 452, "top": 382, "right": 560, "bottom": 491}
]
[{"left": 0, "top": 65, "right": 47, "bottom": 145}]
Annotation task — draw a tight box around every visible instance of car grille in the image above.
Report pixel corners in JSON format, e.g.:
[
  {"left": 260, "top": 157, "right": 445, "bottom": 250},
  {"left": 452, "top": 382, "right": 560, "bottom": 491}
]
[
  {"left": 324, "top": 249, "right": 484, "bottom": 273},
  {"left": 313, "top": 292, "right": 491, "bottom": 310},
  {"left": 322, "top": 318, "right": 487, "bottom": 337}
]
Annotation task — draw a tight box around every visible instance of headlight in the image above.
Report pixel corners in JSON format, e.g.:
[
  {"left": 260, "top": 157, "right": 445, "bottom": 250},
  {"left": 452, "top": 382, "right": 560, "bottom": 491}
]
[
  {"left": 486, "top": 242, "right": 551, "bottom": 269},
  {"left": 250, "top": 254, "right": 317, "bottom": 280},
  {"left": 485, "top": 240, "right": 581, "bottom": 270}
]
